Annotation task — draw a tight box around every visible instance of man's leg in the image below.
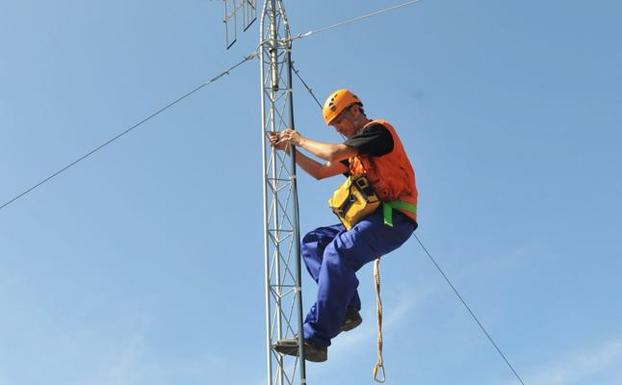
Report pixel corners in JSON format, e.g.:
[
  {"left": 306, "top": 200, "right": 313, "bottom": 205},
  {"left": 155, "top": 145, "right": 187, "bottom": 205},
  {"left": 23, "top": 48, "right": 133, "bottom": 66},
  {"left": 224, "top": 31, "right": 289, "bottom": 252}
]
[
  {"left": 303, "top": 210, "right": 416, "bottom": 347},
  {"left": 273, "top": 224, "right": 346, "bottom": 362},
  {"left": 302, "top": 224, "right": 362, "bottom": 312}
]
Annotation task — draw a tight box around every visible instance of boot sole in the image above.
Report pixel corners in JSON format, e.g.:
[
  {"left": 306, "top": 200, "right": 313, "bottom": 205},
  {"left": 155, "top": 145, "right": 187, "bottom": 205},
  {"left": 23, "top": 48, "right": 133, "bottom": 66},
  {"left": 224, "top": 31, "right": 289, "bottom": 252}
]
[
  {"left": 274, "top": 341, "right": 327, "bottom": 362},
  {"left": 340, "top": 316, "right": 363, "bottom": 332}
]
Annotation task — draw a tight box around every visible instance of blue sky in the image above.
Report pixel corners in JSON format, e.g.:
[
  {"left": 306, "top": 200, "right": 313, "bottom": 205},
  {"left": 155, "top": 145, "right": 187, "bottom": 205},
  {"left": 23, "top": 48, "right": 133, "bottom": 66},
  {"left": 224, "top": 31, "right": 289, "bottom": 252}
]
[{"left": 1, "top": 1, "right": 621, "bottom": 384}]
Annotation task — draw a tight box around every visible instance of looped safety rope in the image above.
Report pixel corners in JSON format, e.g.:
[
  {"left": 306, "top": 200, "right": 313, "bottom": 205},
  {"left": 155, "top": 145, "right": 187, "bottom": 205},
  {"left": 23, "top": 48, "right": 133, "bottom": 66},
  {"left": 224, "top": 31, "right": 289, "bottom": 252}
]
[{"left": 373, "top": 258, "right": 386, "bottom": 383}]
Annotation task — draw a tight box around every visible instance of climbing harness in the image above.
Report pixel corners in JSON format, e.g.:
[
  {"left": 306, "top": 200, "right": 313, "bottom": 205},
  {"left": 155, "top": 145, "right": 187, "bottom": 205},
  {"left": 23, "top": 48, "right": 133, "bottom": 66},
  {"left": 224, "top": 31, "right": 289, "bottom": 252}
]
[{"left": 382, "top": 200, "right": 417, "bottom": 227}]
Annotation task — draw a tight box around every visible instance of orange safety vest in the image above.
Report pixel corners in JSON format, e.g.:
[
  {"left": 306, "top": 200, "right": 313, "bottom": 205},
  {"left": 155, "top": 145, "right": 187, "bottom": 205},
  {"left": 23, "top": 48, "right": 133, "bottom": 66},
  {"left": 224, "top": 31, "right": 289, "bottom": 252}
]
[{"left": 348, "top": 119, "right": 418, "bottom": 223}]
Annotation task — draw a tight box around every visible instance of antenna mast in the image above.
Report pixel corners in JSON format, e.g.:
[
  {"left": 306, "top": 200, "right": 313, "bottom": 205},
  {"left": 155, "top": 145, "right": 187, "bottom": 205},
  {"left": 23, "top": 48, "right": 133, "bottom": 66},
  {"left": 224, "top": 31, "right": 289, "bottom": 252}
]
[
  {"left": 224, "top": 0, "right": 306, "bottom": 383},
  {"left": 259, "top": 1, "right": 306, "bottom": 384}
]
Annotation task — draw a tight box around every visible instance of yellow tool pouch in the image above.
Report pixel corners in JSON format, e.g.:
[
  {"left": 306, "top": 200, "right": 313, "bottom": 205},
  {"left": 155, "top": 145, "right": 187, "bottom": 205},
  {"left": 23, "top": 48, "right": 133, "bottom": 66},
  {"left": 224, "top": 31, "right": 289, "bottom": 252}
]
[{"left": 328, "top": 175, "right": 381, "bottom": 230}]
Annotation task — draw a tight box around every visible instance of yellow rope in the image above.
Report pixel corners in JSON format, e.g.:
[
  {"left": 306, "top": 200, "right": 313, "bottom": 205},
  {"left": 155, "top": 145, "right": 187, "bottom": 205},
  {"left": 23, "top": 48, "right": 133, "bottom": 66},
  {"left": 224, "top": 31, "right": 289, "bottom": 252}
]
[{"left": 373, "top": 258, "right": 386, "bottom": 383}]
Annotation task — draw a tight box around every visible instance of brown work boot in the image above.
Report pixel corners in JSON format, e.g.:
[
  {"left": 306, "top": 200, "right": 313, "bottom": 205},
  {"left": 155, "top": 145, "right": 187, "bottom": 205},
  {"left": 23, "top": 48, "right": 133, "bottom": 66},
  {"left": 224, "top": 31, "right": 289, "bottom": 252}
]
[
  {"left": 273, "top": 337, "right": 328, "bottom": 362},
  {"left": 340, "top": 307, "right": 363, "bottom": 332}
]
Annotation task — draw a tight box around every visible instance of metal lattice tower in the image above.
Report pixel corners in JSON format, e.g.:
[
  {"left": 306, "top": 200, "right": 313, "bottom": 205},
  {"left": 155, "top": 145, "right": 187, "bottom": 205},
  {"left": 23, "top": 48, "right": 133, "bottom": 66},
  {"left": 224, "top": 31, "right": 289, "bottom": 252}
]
[
  {"left": 224, "top": 0, "right": 305, "bottom": 383},
  {"left": 259, "top": 1, "right": 306, "bottom": 384}
]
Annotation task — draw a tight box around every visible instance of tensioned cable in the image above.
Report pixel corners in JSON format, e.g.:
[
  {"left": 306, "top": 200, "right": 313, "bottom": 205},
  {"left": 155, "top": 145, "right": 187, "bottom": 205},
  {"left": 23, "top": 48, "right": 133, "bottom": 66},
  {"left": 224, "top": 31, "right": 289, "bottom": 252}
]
[
  {"left": 292, "top": 66, "right": 526, "bottom": 385},
  {"left": 0, "top": 53, "right": 256, "bottom": 213},
  {"left": 414, "top": 234, "right": 527, "bottom": 385},
  {"left": 291, "top": 64, "right": 347, "bottom": 140},
  {"left": 291, "top": 64, "right": 323, "bottom": 109},
  {"left": 291, "top": 0, "right": 423, "bottom": 41}
]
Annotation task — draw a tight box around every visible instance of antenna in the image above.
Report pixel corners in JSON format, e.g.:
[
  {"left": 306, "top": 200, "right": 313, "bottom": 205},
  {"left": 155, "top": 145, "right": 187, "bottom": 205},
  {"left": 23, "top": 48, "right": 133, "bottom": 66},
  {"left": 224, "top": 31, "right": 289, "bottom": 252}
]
[{"left": 223, "top": 0, "right": 257, "bottom": 49}]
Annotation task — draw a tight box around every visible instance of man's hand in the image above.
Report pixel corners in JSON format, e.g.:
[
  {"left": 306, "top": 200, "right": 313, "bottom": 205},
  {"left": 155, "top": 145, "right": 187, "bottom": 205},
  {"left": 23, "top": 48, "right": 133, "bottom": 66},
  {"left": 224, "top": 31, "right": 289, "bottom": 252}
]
[
  {"left": 269, "top": 129, "right": 304, "bottom": 153},
  {"left": 269, "top": 131, "right": 289, "bottom": 153},
  {"left": 278, "top": 129, "right": 303, "bottom": 146}
]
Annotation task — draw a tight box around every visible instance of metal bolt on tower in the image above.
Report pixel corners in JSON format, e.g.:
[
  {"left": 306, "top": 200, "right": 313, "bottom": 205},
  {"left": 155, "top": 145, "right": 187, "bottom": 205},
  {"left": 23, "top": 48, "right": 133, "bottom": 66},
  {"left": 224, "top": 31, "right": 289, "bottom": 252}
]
[{"left": 259, "top": 1, "right": 307, "bottom": 385}]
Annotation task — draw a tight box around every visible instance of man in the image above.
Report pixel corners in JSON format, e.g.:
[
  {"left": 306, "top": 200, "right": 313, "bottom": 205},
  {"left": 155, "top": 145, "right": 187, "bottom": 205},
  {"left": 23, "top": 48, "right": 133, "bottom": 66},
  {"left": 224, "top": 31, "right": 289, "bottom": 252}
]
[{"left": 270, "top": 89, "right": 418, "bottom": 362}]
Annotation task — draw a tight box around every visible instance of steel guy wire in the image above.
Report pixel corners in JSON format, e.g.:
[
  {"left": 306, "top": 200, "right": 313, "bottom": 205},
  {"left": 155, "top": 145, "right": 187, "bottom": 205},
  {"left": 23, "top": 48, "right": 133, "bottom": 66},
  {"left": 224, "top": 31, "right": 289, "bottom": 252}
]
[
  {"left": 291, "top": 63, "right": 347, "bottom": 140},
  {"left": 291, "top": 0, "right": 423, "bottom": 41},
  {"left": 0, "top": 53, "right": 256, "bottom": 213},
  {"left": 291, "top": 64, "right": 323, "bottom": 109},
  {"left": 414, "top": 233, "right": 527, "bottom": 385},
  {"left": 292, "top": 64, "right": 526, "bottom": 385}
]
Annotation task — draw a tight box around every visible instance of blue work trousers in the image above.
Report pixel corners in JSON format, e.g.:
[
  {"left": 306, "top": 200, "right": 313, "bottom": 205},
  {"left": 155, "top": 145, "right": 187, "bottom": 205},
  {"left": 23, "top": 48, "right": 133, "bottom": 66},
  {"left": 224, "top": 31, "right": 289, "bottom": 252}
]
[{"left": 301, "top": 208, "right": 416, "bottom": 347}]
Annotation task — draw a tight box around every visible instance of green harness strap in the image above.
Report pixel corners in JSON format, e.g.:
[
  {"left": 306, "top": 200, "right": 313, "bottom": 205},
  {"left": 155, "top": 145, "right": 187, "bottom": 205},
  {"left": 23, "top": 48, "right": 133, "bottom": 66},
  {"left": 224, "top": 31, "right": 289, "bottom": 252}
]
[{"left": 382, "top": 200, "right": 417, "bottom": 227}]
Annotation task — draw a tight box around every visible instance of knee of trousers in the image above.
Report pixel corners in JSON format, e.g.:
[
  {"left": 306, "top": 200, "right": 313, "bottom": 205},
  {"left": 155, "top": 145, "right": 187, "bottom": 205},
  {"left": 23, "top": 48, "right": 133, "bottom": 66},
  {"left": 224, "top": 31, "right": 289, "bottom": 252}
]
[
  {"left": 301, "top": 229, "right": 321, "bottom": 253},
  {"left": 302, "top": 228, "right": 328, "bottom": 251},
  {"left": 302, "top": 226, "right": 341, "bottom": 256}
]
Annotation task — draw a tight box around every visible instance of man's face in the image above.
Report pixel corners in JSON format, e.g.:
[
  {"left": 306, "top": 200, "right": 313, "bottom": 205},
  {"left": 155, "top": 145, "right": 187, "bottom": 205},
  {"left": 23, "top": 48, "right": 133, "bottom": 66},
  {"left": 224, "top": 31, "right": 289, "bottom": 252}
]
[{"left": 330, "top": 106, "right": 357, "bottom": 137}]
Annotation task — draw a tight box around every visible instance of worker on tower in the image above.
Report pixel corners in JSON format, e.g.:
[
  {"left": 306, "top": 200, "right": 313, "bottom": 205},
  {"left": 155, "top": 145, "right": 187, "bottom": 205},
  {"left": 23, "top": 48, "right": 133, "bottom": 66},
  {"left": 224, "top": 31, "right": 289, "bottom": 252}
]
[{"left": 270, "top": 89, "right": 418, "bottom": 362}]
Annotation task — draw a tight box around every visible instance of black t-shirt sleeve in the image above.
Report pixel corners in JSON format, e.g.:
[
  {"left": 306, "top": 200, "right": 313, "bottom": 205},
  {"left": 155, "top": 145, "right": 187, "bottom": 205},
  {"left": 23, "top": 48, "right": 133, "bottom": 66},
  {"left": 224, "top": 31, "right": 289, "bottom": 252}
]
[{"left": 343, "top": 123, "right": 394, "bottom": 157}]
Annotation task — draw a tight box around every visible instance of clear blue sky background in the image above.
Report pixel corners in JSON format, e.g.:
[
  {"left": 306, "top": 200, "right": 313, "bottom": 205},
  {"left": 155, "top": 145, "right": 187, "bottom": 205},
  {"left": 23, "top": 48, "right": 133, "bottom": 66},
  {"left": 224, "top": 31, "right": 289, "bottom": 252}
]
[{"left": 1, "top": 1, "right": 621, "bottom": 384}]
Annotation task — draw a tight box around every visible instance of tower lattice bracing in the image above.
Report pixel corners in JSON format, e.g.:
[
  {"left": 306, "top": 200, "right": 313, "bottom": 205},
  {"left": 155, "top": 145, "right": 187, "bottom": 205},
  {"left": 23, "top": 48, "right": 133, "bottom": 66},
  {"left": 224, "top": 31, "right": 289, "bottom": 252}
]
[{"left": 259, "top": 1, "right": 307, "bottom": 384}]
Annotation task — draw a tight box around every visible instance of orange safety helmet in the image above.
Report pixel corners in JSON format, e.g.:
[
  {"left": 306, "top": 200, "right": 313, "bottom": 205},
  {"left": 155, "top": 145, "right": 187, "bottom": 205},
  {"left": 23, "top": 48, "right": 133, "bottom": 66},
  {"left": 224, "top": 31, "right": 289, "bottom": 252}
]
[{"left": 322, "top": 89, "right": 362, "bottom": 125}]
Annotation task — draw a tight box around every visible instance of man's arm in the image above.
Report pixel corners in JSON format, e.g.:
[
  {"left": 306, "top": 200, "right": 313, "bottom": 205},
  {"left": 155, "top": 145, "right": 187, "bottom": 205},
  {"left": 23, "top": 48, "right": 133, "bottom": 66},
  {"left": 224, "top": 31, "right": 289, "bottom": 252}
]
[
  {"left": 297, "top": 137, "right": 357, "bottom": 162},
  {"left": 277, "top": 129, "right": 358, "bottom": 162},
  {"left": 293, "top": 149, "right": 349, "bottom": 180},
  {"left": 269, "top": 131, "right": 349, "bottom": 179}
]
